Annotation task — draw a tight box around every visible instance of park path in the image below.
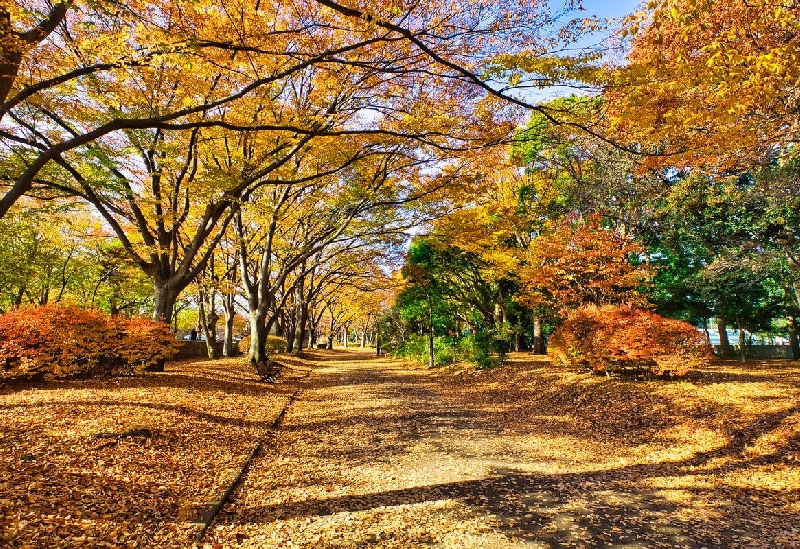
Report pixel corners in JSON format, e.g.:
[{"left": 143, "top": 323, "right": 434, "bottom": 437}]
[{"left": 200, "top": 349, "right": 779, "bottom": 549}]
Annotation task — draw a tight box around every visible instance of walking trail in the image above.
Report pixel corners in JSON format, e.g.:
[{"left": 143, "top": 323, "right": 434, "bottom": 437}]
[{"left": 202, "top": 349, "right": 798, "bottom": 549}]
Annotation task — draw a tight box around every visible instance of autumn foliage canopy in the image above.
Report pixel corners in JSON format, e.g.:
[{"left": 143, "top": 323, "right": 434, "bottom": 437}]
[
  {"left": 548, "top": 304, "right": 713, "bottom": 377},
  {"left": 518, "top": 215, "right": 653, "bottom": 317},
  {"left": 0, "top": 304, "right": 180, "bottom": 380}
]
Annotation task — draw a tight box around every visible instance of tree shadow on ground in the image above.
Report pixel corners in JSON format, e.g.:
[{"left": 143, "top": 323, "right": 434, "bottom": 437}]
[{"left": 214, "top": 352, "right": 800, "bottom": 548}]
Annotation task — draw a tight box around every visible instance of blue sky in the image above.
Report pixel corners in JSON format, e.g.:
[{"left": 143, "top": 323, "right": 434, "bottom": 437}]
[{"left": 580, "top": 0, "right": 643, "bottom": 19}]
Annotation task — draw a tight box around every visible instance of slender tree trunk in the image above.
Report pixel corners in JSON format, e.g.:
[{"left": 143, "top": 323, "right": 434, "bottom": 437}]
[
  {"left": 294, "top": 301, "right": 309, "bottom": 356},
  {"left": 428, "top": 294, "right": 435, "bottom": 369},
  {"left": 343, "top": 325, "right": 349, "bottom": 348},
  {"left": 308, "top": 315, "right": 318, "bottom": 350},
  {"left": 222, "top": 293, "right": 236, "bottom": 357},
  {"left": 198, "top": 289, "right": 219, "bottom": 360},
  {"left": 285, "top": 317, "right": 297, "bottom": 353},
  {"left": 787, "top": 254, "right": 800, "bottom": 310},
  {"left": 532, "top": 317, "right": 544, "bottom": 354},
  {"left": 716, "top": 316, "right": 731, "bottom": 358},
  {"left": 328, "top": 307, "right": 335, "bottom": 349},
  {"left": 737, "top": 320, "right": 746, "bottom": 362},
  {"left": 360, "top": 328, "right": 367, "bottom": 348}
]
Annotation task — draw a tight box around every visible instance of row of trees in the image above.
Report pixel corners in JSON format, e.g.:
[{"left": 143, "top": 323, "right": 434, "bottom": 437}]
[
  {"left": 3, "top": 0, "right": 799, "bottom": 371},
  {"left": 386, "top": 0, "right": 800, "bottom": 365},
  {"left": 0, "top": 0, "right": 598, "bottom": 367}
]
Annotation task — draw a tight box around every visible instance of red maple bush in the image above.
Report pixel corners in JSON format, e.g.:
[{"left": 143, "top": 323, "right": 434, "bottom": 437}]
[
  {"left": 548, "top": 304, "right": 712, "bottom": 378},
  {"left": 0, "top": 304, "right": 180, "bottom": 381}
]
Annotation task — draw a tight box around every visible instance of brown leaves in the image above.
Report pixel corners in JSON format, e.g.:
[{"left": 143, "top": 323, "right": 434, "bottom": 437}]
[
  {"left": 206, "top": 350, "right": 799, "bottom": 548},
  {"left": 3, "top": 350, "right": 799, "bottom": 547},
  {"left": 0, "top": 357, "right": 301, "bottom": 548}
]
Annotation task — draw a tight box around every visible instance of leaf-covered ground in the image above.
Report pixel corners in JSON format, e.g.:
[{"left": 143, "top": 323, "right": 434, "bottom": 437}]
[
  {"left": 0, "top": 358, "right": 309, "bottom": 548},
  {"left": 205, "top": 350, "right": 800, "bottom": 549},
  {"left": 3, "top": 351, "right": 799, "bottom": 548}
]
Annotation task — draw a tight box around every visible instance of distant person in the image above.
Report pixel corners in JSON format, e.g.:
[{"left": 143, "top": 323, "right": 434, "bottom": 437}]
[{"left": 190, "top": 328, "right": 198, "bottom": 341}]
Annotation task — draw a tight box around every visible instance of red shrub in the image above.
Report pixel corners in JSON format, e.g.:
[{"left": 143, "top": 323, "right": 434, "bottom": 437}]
[
  {"left": 548, "top": 304, "right": 712, "bottom": 378},
  {"left": 0, "top": 304, "right": 179, "bottom": 381}
]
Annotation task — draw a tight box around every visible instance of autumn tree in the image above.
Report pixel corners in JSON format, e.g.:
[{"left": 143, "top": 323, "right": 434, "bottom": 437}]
[
  {"left": 608, "top": 0, "right": 800, "bottom": 170},
  {"left": 518, "top": 214, "right": 653, "bottom": 319},
  {"left": 1, "top": 0, "right": 600, "bottom": 222}
]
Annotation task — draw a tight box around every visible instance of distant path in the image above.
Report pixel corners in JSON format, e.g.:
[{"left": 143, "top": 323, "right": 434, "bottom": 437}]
[{"left": 204, "top": 349, "right": 791, "bottom": 549}]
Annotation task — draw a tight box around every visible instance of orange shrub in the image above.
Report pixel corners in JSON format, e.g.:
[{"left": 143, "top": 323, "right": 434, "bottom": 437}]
[
  {"left": 0, "top": 304, "right": 179, "bottom": 381},
  {"left": 548, "top": 305, "right": 712, "bottom": 378},
  {"left": 112, "top": 316, "right": 182, "bottom": 372}
]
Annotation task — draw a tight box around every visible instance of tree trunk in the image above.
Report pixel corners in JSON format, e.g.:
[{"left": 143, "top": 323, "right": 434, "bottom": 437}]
[
  {"left": 786, "top": 254, "right": 800, "bottom": 310},
  {"left": 360, "top": 329, "right": 367, "bottom": 348},
  {"left": 198, "top": 290, "right": 219, "bottom": 360},
  {"left": 716, "top": 316, "right": 731, "bottom": 358},
  {"left": 153, "top": 283, "right": 179, "bottom": 324},
  {"left": 789, "top": 315, "right": 800, "bottom": 361},
  {"left": 532, "top": 317, "right": 545, "bottom": 354},
  {"left": 737, "top": 320, "right": 746, "bottom": 362},
  {"left": 248, "top": 307, "right": 269, "bottom": 364},
  {"left": 343, "top": 325, "right": 349, "bottom": 348},
  {"left": 285, "top": 318, "right": 296, "bottom": 353},
  {"left": 222, "top": 293, "right": 236, "bottom": 357},
  {"left": 294, "top": 301, "right": 309, "bottom": 356},
  {"left": 428, "top": 295, "right": 435, "bottom": 369}
]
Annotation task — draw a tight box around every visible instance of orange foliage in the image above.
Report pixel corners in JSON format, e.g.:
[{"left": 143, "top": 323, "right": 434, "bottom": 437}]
[
  {"left": 111, "top": 316, "right": 182, "bottom": 373},
  {"left": 519, "top": 215, "right": 653, "bottom": 317},
  {"left": 0, "top": 304, "right": 179, "bottom": 380},
  {"left": 548, "top": 304, "right": 712, "bottom": 377}
]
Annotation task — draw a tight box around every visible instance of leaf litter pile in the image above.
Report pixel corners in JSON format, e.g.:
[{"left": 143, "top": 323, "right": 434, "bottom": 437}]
[
  {"left": 0, "top": 358, "right": 309, "bottom": 548},
  {"left": 206, "top": 350, "right": 800, "bottom": 549},
  {"left": 3, "top": 350, "right": 800, "bottom": 548}
]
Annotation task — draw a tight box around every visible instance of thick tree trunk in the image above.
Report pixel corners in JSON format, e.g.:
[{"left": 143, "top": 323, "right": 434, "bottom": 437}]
[
  {"left": 248, "top": 307, "right": 269, "bottom": 364},
  {"left": 789, "top": 316, "right": 800, "bottom": 361},
  {"left": 153, "top": 283, "right": 179, "bottom": 324},
  {"left": 716, "top": 316, "right": 731, "bottom": 358}
]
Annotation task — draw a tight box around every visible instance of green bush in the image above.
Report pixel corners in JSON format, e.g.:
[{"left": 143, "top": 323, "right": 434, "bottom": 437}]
[{"left": 395, "top": 330, "right": 508, "bottom": 369}]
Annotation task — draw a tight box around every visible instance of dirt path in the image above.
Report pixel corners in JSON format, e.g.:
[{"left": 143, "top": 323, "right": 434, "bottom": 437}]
[{"left": 203, "top": 349, "right": 800, "bottom": 549}]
